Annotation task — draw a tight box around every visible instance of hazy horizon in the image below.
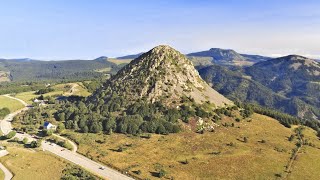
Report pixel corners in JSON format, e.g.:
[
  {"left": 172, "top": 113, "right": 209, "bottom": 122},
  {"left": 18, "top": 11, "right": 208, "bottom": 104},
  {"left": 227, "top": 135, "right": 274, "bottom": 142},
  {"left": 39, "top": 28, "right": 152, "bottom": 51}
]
[{"left": 0, "top": 0, "right": 319, "bottom": 60}]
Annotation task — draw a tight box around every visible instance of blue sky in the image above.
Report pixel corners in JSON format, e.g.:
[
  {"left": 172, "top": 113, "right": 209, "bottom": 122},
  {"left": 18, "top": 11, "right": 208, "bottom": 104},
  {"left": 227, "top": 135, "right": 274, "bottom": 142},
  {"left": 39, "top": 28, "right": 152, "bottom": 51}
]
[{"left": 0, "top": 0, "right": 319, "bottom": 60}]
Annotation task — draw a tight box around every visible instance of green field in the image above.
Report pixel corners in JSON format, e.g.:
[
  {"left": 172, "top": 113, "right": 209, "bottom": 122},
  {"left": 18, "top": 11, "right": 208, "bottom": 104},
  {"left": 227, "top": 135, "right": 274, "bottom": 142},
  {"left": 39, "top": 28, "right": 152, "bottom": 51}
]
[
  {"left": 14, "top": 82, "right": 91, "bottom": 104},
  {"left": 14, "top": 91, "right": 39, "bottom": 104},
  {"left": 0, "top": 95, "right": 24, "bottom": 112},
  {"left": 62, "top": 113, "right": 320, "bottom": 179}
]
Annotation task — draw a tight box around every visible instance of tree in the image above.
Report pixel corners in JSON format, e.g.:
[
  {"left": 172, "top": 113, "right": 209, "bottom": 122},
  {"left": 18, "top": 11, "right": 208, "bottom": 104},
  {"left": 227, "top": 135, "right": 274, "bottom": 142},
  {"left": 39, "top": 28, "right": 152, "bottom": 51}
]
[
  {"left": 56, "top": 123, "right": 66, "bottom": 133},
  {"left": 89, "top": 122, "right": 102, "bottom": 133},
  {"left": 56, "top": 112, "right": 66, "bottom": 121},
  {"left": 172, "top": 125, "right": 180, "bottom": 134},
  {"left": 65, "top": 120, "right": 74, "bottom": 129},
  {"left": 30, "top": 140, "right": 42, "bottom": 148},
  {"left": 103, "top": 117, "right": 116, "bottom": 132},
  {"left": 43, "top": 129, "right": 53, "bottom": 136},
  {"left": 81, "top": 126, "right": 89, "bottom": 133},
  {"left": 156, "top": 124, "right": 166, "bottom": 134}
]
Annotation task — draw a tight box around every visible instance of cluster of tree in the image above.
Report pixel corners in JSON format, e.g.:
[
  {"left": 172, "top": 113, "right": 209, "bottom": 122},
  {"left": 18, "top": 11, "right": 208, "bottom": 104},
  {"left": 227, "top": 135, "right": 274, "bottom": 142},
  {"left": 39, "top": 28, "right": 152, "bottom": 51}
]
[
  {"left": 240, "top": 104, "right": 254, "bottom": 118},
  {"left": 82, "top": 80, "right": 103, "bottom": 93},
  {"left": 214, "top": 106, "right": 238, "bottom": 118},
  {"left": 58, "top": 99, "right": 183, "bottom": 135},
  {"left": 35, "top": 87, "right": 54, "bottom": 95},
  {"left": 0, "top": 82, "right": 46, "bottom": 95},
  {"left": 61, "top": 165, "right": 99, "bottom": 180},
  {"left": 13, "top": 106, "right": 54, "bottom": 133},
  {"left": 251, "top": 104, "right": 301, "bottom": 128},
  {"left": 0, "top": 107, "right": 10, "bottom": 119},
  {"left": 237, "top": 102, "right": 303, "bottom": 129}
]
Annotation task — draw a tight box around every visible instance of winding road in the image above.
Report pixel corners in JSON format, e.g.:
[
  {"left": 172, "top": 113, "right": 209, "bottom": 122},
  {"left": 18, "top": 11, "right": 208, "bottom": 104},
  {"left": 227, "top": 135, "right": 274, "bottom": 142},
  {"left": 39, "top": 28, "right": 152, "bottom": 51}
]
[
  {"left": 0, "top": 94, "right": 133, "bottom": 180},
  {"left": 0, "top": 150, "right": 13, "bottom": 180}
]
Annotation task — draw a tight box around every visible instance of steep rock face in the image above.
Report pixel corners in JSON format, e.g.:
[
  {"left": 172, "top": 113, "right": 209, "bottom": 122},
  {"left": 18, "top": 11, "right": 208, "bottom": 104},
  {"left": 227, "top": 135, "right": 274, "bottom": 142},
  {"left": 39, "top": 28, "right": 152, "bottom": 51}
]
[{"left": 106, "top": 45, "right": 232, "bottom": 107}]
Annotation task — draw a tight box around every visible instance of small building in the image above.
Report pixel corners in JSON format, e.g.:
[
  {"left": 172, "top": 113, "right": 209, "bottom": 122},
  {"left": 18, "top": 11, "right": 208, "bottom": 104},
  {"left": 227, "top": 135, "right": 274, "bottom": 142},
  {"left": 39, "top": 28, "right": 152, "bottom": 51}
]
[
  {"left": 34, "top": 99, "right": 47, "bottom": 106},
  {"left": 44, "top": 122, "right": 56, "bottom": 130}
]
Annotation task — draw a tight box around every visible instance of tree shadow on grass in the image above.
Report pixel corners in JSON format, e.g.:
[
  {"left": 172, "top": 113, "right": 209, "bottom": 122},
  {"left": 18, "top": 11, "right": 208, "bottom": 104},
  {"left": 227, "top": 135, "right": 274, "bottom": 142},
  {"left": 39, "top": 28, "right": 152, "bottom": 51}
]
[{"left": 150, "top": 171, "right": 160, "bottom": 177}]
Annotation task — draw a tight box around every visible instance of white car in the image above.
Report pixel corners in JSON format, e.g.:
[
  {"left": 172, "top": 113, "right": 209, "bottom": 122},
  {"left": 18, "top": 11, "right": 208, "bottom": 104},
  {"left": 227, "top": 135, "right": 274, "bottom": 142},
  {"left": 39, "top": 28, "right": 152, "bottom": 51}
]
[{"left": 99, "top": 166, "right": 105, "bottom": 170}]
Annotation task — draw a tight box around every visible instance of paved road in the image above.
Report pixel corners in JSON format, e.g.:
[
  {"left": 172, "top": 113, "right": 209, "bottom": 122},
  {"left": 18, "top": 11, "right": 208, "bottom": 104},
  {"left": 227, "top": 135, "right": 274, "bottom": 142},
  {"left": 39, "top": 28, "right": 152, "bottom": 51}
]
[
  {"left": 42, "top": 141, "right": 133, "bottom": 180},
  {"left": 0, "top": 150, "right": 13, "bottom": 180},
  {"left": 0, "top": 107, "right": 30, "bottom": 135},
  {"left": 0, "top": 94, "right": 134, "bottom": 180}
]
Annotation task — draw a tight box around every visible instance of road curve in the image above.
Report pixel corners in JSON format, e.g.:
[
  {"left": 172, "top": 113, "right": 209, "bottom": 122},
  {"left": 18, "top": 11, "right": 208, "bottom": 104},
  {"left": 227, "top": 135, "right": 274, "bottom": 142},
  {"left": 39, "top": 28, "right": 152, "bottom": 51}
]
[
  {"left": 0, "top": 151, "right": 13, "bottom": 180},
  {"left": 0, "top": 163, "right": 13, "bottom": 180},
  {"left": 0, "top": 94, "right": 134, "bottom": 180},
  {"left": 52, "top": 134, "right": 78, "bottom": 153}
]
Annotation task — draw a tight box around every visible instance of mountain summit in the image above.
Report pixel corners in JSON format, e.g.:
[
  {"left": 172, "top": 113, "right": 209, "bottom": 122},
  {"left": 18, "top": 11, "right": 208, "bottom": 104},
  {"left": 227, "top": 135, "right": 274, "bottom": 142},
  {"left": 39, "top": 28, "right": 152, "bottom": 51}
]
[
  {"left": 105, "top": 45, "right": 232, "bottom": 107},
  {"left": 245, "top": 55, "right": 320, "bottom": 120},
  {"left": 187, "top": 48, "right": 271, "bottom": 66}
]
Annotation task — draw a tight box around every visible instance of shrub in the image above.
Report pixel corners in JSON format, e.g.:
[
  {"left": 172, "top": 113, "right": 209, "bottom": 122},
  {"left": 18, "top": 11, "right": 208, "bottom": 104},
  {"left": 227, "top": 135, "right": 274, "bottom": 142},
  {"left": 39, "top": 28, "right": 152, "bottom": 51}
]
[
  {"left": 0, "top": 108, "right": 10, "bottom": 119},
  {"left": 158, "top": 169, "right": 166, "bottom": 178},
  {"left": 22, "top": 137, "right": 28, "bottom": 144},
  {"left": 288, "top": 135, "right": 295, "bottom": 141}
]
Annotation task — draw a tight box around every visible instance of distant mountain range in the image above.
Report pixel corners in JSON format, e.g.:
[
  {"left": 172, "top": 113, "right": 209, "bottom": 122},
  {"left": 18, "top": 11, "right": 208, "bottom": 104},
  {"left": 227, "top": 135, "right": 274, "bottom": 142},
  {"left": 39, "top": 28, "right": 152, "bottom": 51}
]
[
  {"left": 115, "top": 48, "right": 273, "bottom": 67},
  {"left": 198, "top": 55, "right": 320, "bottom": 121},
  {"left": 0, "top": 58, "right": 120, "bottom": 82},
  {"left": 187, "top": 48, "right": 272, "bottom": 66}
]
